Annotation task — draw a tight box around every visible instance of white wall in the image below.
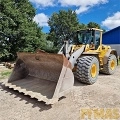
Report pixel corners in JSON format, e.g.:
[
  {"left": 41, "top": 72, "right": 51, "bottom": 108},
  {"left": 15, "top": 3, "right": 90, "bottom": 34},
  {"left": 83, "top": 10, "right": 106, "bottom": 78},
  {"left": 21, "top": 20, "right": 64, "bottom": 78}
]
[{"left": 107, "top": 44, "right": 120, "bottom": 57}]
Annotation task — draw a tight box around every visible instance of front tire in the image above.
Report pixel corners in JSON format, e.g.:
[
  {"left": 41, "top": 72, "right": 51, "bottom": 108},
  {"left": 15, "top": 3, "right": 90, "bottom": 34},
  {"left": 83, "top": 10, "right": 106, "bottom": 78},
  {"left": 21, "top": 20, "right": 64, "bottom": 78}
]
[{"left": 75, "top": 56, "right": 99, "bottom": 85}]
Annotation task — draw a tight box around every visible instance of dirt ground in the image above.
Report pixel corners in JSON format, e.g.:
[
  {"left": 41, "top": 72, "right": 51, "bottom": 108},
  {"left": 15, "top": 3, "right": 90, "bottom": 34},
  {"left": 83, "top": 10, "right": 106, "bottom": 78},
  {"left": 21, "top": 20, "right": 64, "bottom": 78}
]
[{"left": 0, "top": 65, "right": 120, "bottom": 120}]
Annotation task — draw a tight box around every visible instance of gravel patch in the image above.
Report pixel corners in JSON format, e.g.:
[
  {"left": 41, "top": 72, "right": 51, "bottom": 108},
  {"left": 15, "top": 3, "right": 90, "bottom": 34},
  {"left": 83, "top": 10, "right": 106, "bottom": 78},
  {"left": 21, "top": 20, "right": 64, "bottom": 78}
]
[{"left": 0, "top": 66, "right": 120, "bottom": 120}]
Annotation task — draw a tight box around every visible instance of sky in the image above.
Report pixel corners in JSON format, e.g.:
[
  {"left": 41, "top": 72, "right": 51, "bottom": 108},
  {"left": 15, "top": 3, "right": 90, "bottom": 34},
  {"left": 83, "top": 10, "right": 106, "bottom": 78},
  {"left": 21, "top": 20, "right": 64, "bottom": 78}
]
[{"left": 29, "top": 0, "right": 120, "bottom": 33}]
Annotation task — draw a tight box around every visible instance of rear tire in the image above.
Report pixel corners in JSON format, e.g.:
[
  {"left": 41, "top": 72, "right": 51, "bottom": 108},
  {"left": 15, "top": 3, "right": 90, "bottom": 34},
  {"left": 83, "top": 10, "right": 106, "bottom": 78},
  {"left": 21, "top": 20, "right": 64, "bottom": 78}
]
[
  {"left": 75, "top": 56, "right": 99, "bottom": 85},
  {"left": 100, "top": 54, "right": 117, "bottom": 75}
]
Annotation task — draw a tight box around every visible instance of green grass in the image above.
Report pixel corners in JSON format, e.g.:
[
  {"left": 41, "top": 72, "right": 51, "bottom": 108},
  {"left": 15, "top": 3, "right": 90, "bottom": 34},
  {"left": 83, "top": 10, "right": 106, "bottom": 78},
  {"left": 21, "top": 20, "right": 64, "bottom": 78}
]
[{"left": 0, "top": 70, "right": 12, "bottom": 79}]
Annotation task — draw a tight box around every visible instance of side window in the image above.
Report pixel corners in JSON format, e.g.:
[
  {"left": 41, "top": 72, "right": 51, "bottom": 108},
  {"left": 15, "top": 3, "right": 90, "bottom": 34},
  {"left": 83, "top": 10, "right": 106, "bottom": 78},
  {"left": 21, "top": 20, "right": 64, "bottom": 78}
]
[
  {"left": 78, "top": 33, "right": 83, "bottom": 43},
  {"left": 95, "top": 31, "right": 100, "bottom": 49}
]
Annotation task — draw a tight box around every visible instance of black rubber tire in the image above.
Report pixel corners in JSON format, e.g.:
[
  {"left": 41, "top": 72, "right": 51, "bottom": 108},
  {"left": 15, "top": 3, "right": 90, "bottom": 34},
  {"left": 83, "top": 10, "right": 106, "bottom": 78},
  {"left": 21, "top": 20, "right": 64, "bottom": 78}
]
[
  {"left": 75, "top": 56, "right": 99, "bottom": 85},
  {"left": 100, "top": 54, "right": 117, "bottom": 75}
]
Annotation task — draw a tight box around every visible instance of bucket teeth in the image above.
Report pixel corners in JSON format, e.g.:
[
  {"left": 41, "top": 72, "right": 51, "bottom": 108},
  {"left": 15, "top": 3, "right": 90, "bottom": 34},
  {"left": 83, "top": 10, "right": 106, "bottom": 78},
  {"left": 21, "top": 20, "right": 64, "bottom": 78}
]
[{"left": 2, "top": 81, "right": 58, "bottom": 105}]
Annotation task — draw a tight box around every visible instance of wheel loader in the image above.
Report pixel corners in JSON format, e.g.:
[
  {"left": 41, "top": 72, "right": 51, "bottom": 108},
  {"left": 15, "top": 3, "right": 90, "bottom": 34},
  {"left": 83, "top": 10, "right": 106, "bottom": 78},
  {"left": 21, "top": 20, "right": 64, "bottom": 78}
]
[{"left": 2, "top": 28, "right": 118, "bottom": 104}]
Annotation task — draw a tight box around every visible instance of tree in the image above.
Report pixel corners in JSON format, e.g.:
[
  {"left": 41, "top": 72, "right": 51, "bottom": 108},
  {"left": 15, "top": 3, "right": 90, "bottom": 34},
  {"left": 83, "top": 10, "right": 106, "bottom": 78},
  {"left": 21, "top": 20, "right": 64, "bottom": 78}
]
[
  {"left": 87, "top": 22, "right": 101, "bottom": 29},
  {"left": 87, "top": 22, "right": 106, "bottom": 32},
  {"left": 48, "top": 9, "right": 80, "bottom": 47},
  {"left": 0, "top": 0, "right": 44, "bottom": 61}
]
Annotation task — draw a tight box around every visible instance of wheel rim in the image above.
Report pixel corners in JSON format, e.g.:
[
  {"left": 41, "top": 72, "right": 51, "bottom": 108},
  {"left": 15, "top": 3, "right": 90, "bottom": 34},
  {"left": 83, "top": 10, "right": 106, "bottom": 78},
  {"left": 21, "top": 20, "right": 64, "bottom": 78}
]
[
  {"left": 110, "top": 60, "right": 115, "bottom": 70},
  {"left": 91, "top": 64, "right": 97, "bottom": 78}
]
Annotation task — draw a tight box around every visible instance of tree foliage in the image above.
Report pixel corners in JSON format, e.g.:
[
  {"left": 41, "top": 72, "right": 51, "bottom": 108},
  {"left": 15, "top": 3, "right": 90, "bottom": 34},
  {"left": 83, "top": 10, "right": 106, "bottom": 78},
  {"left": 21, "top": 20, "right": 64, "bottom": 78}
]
[
  {"left": 87, "top": 22, "right": 106, "bottom": 32},
  {"left": 0, "top": 0, "right": 44, "bottom": 61},
  {"left": 48, "top": 9, "right": 81, "bottom": 47},
  {"left": 87, "top": 22, "right": 101, "bottom": 29}
]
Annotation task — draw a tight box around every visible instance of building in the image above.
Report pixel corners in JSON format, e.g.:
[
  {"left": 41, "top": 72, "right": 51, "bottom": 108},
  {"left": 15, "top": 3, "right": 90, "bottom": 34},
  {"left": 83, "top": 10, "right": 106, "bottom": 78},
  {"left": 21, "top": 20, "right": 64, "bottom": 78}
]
[{"left": 102, "top": 26, "right": 120, "bottom": 56}]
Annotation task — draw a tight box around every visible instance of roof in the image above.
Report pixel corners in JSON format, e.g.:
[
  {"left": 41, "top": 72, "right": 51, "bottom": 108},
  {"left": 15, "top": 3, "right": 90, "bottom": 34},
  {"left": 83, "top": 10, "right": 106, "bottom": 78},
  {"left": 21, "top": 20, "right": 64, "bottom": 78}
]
[
  {"left": 104, "top": 26, "right": 120, "bottom": 35},
  {"left": 77, "top": 28, "right": 103, "bottom": 32}
]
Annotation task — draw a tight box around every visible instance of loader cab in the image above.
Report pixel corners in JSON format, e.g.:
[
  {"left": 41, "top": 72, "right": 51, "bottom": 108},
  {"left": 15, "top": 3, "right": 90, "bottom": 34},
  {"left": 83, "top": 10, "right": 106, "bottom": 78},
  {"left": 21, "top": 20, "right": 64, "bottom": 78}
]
[{"left": 75, "top": 28, "right": 103, "bottom": 50}]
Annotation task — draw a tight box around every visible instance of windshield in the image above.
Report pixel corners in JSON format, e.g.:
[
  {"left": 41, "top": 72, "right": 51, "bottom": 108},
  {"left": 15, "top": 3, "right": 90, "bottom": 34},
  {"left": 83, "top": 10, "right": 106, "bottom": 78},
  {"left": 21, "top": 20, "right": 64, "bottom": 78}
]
[{"left": 77, "top": 30, "right": 93, "bottom": 44}]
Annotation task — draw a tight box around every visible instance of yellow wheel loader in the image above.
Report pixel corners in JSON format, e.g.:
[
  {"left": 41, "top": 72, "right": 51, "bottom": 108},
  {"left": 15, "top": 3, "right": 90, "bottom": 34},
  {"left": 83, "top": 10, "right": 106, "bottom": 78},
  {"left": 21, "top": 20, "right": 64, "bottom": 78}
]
[{"left": 2, "top": 28, "right": 118, "bottom": 104}]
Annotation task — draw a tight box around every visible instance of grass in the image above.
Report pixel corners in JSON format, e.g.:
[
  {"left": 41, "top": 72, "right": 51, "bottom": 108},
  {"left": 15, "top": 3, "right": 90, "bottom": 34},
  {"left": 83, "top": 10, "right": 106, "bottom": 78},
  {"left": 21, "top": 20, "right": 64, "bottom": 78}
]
[{"left": 0, "top": 70, "right": 12, "bottom": 79}]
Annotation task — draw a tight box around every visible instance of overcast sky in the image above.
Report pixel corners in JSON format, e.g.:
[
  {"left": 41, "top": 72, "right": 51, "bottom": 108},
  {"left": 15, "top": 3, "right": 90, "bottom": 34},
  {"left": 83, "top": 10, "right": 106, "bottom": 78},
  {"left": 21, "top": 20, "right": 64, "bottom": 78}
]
[{"left": 29, "top": 0, "right": 120, "bottom": 33}]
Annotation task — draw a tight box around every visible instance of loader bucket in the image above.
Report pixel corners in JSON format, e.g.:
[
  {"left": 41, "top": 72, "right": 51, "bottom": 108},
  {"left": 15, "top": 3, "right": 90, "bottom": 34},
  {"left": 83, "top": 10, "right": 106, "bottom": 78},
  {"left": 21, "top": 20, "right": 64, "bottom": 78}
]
[{"left": 2, "top": 52, "right": 74, "bottom": 104}]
